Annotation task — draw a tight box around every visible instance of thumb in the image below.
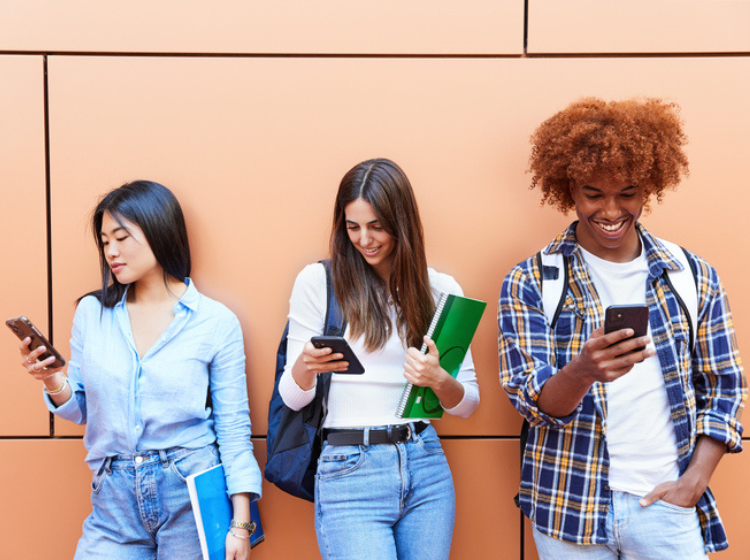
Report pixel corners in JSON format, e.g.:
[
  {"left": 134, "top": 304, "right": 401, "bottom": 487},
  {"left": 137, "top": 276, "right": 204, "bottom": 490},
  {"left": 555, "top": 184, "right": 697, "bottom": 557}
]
[{"left": 424, "top": 336, "right": 439, "bottom": 357}]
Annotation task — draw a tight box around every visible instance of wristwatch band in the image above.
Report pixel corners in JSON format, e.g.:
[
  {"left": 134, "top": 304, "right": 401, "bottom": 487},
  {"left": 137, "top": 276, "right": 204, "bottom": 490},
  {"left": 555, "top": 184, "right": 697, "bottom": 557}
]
[{"left": 230, "top": 519, "right": 256, "bottom": 534}]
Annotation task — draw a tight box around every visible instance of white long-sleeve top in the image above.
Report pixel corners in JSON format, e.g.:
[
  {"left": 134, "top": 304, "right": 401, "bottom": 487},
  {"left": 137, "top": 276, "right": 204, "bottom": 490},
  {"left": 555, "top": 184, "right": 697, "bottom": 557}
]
[{"left": 279, "top": 263, "right": 480, "bottom": 428}]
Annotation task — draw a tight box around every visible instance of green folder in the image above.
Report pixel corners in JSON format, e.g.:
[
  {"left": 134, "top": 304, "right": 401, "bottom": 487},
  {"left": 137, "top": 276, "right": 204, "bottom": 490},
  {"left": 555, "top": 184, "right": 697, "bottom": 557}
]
[{"left": 395, "top": 293, "right": 486, "bottom": 419}]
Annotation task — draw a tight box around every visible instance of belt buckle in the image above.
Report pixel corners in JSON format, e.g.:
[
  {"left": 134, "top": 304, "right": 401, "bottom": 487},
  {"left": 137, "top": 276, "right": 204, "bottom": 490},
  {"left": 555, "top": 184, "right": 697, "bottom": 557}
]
[{"left": 404, "top": 423, "right": 412, "bottom": 442}]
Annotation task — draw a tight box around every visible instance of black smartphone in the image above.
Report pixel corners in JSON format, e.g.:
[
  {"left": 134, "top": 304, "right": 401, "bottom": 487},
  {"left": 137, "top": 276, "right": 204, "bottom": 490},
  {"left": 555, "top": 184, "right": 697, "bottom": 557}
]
[
  {"left": 604, "top": 305, "right": 649, "bottom": 354},
  {"left": 6, "top": 316, "right": 66, "bottom": 369},
  {"left": 310, "top": 336, "right": 365, "bottom": 374}
]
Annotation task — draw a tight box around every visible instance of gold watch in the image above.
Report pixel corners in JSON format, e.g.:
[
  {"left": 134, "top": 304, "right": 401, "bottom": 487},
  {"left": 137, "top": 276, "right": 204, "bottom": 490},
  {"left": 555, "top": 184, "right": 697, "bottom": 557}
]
[{"left": 230, "top": 519, "right": 256, "bottom": 534}]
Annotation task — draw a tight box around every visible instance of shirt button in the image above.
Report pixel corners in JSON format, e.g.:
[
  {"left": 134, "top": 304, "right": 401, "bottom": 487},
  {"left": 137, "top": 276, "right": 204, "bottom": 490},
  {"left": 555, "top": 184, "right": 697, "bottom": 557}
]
[
  {"left": 135, "top": 425, "right": 141, "bottom": 431},
  {"left": 603, "top": 485, "right": 610, "bottom": 492},
  {"left": 135, "top": 456, "right": 143, "bottom": 464}
]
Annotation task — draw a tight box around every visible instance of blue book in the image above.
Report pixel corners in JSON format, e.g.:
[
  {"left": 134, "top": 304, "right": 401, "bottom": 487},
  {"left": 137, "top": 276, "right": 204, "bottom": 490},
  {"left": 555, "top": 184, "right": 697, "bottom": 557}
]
[{"left": 186, "top": 463, "right": 264, "bottom": 559}]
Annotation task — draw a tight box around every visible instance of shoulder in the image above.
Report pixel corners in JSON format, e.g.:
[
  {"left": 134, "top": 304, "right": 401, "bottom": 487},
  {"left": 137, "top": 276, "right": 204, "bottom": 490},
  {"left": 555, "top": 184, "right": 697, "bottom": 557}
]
[
  {"left": 428, "top": 268, "right": 464, "bottom": 296},
  {"left": 74, "top": 294, "right": 104, "bottom": 321},
  {"left": 294, "top": 262, "right": 327, "bottom": 288},
  {"left": 188, "top": 285, "right": 242, "bottom": 332}
]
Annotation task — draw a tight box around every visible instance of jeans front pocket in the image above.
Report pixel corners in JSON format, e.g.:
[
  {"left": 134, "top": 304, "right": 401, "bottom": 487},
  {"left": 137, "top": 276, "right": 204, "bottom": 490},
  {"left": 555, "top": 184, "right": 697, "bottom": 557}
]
[
  {"left": 416, "top": 425, "right": 445, "bottom": 456},
  {"left": 91, "top": 470, "right": 106, "bottom": 494},
  {"left": 317, "top": 445, "right": 364, "bottom": 480},
  {"left": 169, "top": 446, "right": 220, "bottom": 483},
  {"left": 656, "top": 499, "right": 696, "bottom": 514}
]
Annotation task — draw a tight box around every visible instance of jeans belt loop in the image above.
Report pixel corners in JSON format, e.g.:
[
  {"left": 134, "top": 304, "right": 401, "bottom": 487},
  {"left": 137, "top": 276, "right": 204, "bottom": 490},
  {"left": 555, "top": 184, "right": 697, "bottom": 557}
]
[
  {"left": 406, "top": 423, "right": 413, "bottom": 442},
  {"left": 101, "top": 457, "right": 113, "bottom": 475},
  {"left": 363, "top": 427, "right": 370, "bottom": 449},
  {"left": 158, "top": 449, "right": 169, "bottom": 468}
]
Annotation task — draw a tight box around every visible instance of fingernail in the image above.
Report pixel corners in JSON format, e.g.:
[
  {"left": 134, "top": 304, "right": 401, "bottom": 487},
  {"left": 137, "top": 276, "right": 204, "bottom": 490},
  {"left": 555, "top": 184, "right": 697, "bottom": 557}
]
[{"left": 39, "top": 346, "right": 46, "bottom": 352}]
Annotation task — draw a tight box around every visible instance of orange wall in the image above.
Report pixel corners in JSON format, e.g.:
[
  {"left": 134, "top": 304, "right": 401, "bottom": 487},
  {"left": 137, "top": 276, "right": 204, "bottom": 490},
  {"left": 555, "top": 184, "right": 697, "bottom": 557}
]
[{"left": 0, "top": 2, "right": 748, "bottom": 559}]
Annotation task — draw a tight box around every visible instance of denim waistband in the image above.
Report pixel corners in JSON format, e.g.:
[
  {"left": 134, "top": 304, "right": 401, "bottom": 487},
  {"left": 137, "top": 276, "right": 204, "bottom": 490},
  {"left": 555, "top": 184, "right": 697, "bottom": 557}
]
[{"left": 103, "top": 446, "right": 202, "bottom": 471}]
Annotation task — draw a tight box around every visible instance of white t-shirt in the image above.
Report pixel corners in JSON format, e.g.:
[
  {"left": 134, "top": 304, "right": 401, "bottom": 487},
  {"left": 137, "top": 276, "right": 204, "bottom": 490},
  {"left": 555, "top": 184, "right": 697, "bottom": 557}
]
[
  {"left": 279, "top": 263, "right": 480, "bottom": 428},
  {"left": 579, "top": 246, "right": 680, "bottom": 496}
]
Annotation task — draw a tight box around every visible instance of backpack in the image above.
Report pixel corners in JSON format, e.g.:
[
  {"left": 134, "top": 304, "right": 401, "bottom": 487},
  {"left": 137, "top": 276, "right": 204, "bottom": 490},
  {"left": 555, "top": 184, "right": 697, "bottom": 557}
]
[
  {"left": 264, "top": 260, "right": 346, "bottom": 502},
  {"left": 513, "top": 240, "right": 698, "bottom": 507}
]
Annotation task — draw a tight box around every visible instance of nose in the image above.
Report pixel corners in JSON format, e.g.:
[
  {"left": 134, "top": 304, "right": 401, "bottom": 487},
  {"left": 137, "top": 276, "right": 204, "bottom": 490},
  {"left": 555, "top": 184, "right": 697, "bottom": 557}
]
[
  {"left": 602, "top": 196, "right": 620, "bottom": 219},
  {"left": 105, "top": 241, "right": 119, "bottom": 259},
  {"left": 359, "top": 228, "right": 372, "bottom": 246}
]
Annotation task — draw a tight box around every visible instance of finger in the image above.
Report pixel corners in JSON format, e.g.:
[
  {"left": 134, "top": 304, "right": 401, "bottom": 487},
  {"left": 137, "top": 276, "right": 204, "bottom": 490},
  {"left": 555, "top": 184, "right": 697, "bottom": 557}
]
[
  {"left": 424, "top": 336, "right": 439, "bottom": 356},
  {"left": 19, "top": 337, "right": 32, "bottom": 352},
  {"left": 639, "top": 485, "right": 666, "bottom": 507}
]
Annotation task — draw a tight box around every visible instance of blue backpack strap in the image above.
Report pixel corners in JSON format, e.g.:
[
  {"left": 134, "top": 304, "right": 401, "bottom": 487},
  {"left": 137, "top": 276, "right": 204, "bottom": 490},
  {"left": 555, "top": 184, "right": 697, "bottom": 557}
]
[{"left": 320, "top": 259, "right": 347, "bottom": 336}]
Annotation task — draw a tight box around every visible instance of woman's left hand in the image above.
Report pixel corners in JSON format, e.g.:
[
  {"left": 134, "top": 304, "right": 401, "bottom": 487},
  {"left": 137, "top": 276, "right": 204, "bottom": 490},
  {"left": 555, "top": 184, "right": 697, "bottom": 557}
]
[
  {"left": 403, "top": 337, "right": 449, "bottom": 390},
  {"left": 225, "top": 530, "right": 251, "bottom": 560}
]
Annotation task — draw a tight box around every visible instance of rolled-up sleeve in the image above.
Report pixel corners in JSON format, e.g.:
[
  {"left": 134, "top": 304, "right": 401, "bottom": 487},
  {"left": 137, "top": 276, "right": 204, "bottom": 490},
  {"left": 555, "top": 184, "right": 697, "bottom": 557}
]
[
  {"left": 691, "top": 263, "right": 746, "bottom": 453},
  {"left": 498, "top": 264, "right": 579, "bottom": 428}
]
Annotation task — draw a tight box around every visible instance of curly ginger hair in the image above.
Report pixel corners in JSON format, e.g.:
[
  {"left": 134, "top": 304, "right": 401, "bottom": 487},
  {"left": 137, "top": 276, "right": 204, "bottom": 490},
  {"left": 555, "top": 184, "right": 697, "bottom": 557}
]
[{"left": 529, "top": 97, "right": 689, "bottom": 213}]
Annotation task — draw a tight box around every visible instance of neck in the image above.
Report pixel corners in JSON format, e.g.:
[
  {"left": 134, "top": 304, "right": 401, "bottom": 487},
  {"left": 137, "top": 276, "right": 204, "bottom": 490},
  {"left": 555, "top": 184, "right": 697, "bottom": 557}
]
[{"left": 129, "top": 275, "right": 187, "bottom": 306}]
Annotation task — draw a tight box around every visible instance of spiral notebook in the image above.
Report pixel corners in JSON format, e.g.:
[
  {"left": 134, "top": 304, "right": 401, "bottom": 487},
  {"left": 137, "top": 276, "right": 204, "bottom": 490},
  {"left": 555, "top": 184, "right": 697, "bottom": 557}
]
[{"left": 395, "top": 292, "right": 486, "bottom": 419}]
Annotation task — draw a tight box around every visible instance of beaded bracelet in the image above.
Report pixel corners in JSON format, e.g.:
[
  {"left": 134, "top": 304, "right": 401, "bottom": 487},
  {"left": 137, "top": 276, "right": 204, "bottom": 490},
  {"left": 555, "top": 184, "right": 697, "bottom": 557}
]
[{"left": 43, "top": 375, "right": 68, "bottom": 395}]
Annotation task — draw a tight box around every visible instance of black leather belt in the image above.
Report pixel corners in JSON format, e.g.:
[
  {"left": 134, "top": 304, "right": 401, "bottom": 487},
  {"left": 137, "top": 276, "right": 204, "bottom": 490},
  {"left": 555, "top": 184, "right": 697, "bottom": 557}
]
[{"left": 324, "top": 422, "right": 428, "bottom": 446}]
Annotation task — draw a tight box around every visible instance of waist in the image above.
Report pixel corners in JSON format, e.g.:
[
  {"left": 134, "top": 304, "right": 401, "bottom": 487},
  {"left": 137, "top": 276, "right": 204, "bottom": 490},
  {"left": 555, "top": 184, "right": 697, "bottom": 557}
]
[
  {"left": 106, "top": 445, "right": 209, "bottom": 469},
  {"left": 323, "top": 422, "right": 428, "bottom": 446}
]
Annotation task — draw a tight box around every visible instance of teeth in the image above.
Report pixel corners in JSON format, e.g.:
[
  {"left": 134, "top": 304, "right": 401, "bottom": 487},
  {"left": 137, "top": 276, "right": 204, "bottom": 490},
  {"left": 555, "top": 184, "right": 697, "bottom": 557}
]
[{"left": 599, "top": 222, "right": 622, "bottom": 232}]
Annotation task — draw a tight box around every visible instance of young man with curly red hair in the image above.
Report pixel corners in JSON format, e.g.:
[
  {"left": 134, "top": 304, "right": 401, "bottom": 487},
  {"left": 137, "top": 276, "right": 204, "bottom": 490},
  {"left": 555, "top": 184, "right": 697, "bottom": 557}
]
[{"left": 498, "top": 98, "right": 746, "bottom": 559}]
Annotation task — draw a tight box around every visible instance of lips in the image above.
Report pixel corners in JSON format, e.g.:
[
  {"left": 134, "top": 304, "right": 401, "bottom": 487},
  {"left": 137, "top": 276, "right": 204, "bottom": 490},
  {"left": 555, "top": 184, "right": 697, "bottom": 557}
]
[
  {"left": 110, "top": 262, "right": 125, "bottom": 274},
  {"left": 361, "top": 246, "right": 381, "bottom": 256}
]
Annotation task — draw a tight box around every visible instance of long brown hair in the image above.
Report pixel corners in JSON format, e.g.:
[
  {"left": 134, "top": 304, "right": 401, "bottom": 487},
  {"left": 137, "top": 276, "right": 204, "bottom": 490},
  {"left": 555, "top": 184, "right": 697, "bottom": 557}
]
[{"left": 330, "top": 158, "right": 434, "bottom": 351}]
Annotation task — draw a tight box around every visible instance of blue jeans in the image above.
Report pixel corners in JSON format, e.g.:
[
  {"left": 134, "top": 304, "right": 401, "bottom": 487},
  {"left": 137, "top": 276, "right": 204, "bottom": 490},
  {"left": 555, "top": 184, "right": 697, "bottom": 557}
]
[
  {"left": 315, "top": 424, "right": 455, "bottom": 560},
  {"left": 75, "top": 445, "right": 220, "bottom": 560},
  {"left": 532, "top": 491, "right": 708, "bottom": 560}
]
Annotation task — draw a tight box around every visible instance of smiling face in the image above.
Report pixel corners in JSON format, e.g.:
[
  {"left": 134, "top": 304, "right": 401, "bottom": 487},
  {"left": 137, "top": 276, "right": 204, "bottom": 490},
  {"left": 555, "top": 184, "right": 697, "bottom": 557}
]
[
  {"left": 100, "top": 212, "right": 162, "bottom": 286},
  {"left": 570, "top": 175, "right": 645, "bottom": 262},
  {"left": 344, "top": 198, "right": 396, "bottom": 280}
]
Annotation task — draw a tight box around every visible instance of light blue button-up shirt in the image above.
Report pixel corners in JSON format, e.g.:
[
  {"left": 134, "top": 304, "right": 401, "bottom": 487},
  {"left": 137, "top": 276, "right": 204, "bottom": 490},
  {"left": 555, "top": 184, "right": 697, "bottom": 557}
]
[{"left": 46, "top": 279, "right": 262, "bottom": 499}]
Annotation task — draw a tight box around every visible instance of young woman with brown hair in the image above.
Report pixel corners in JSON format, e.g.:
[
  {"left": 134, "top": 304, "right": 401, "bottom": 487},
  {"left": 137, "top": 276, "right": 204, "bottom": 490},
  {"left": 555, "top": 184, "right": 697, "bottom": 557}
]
[{"left": 279, "top": 158, "right": 480, "bottom": 560}]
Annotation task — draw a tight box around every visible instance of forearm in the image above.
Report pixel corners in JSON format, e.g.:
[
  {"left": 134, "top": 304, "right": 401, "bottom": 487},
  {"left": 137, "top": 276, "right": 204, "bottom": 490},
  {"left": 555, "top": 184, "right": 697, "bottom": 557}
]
[
  {"left": 679, "top": 436, "right": 726, "bottom": 501},
  {"left": 291, "top": 352, "right": 317, "bottom": 391},
  {"left": 536, "top": 358, "right": 593, "bottom": 417},
  {"left": 431, "top": 374, "right": 465, "bottom": 410}
]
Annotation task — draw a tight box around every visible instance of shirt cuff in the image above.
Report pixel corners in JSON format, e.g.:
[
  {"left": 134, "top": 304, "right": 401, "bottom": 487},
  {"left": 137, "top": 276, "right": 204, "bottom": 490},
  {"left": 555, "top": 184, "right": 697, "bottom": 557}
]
[{"left": 278, "top": 369, "right": 317, "bottom": 411}]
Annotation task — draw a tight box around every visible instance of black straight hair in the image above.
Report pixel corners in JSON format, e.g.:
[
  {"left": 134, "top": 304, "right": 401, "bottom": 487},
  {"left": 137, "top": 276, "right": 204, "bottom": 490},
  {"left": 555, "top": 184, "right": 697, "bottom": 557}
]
[{"left": 80, "top": 180, "right": 191, "bottom": 308}]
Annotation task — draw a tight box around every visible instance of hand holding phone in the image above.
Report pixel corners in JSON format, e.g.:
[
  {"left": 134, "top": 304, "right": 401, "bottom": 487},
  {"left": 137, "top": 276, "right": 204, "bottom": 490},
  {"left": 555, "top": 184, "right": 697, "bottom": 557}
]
[
  {"left": 6, "top": 316, "right": 66, "bottom": 369},
  {"left": 310, "top": 336, "right": 365, "bottom": 374},
  {"left": 604, "top": 305, "right": 649, "bottom": 355}
]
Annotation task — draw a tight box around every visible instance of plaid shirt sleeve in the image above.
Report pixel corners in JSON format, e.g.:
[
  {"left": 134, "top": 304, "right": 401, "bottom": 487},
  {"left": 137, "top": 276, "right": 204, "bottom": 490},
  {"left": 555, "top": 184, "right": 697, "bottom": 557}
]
[
  {"left": 690, "top": 256, "right": 747, "bottom": 453},
  {"left": 498, "top": 259, "right": 580, "bottom": 428}
]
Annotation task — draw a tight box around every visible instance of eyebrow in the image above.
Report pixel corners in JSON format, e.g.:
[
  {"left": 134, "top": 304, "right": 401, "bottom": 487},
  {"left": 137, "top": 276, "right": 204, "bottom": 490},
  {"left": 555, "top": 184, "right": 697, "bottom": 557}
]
[
  {"left": 99, "top": 226, "right": 128, "bottom": 237},
  {"left": 345, "top": 219, "right": 380, "bottom": 225}
]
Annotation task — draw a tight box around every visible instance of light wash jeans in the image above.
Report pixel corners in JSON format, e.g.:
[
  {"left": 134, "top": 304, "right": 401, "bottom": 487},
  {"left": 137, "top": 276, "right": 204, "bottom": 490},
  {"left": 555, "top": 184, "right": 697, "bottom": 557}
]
[
  {"left": 75, "top": 445, "right": 220, "bottom": 560},
  {"left": 533, "top": 490, "right": 708, "bottom": 560},
  {"left": 315, "top": 424, "right": 455, "bottom": 560}
]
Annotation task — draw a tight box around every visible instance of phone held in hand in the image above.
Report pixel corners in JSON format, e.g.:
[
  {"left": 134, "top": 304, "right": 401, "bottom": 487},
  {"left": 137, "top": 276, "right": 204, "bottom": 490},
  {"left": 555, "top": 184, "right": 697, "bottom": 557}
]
[
  {"left": 310, "top": 336, "right": 365, "bottom": 374},
  {"left": 5, "top": 316, "right": 67, "bottom": 369},
  {"left": 604, "top": 305, "right": 648, "bottom": 354}
]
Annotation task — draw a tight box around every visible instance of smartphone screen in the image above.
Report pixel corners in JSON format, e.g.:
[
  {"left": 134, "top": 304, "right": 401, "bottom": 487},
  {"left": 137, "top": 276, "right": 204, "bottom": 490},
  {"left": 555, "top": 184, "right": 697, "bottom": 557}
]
[
  {"left": 310, "top": 336, "right": 365, "bottom": 374},
  {"left": 5, "top": 316, "right": 66, "bottom": 369},
  {"left": 604, "top": 305, "right": 648, "bottom": 354}
]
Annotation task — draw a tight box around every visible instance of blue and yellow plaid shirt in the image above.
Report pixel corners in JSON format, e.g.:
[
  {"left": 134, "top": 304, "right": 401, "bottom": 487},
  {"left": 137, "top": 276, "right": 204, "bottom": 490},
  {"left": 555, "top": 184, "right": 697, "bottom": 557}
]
[{"left": 498, "top": 223, "right": 746, "bottom": 553}]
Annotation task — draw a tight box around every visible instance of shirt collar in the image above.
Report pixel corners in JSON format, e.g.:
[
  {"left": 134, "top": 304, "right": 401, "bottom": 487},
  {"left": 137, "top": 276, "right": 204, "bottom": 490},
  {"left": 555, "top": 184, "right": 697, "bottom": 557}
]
[
  {"left": 546, "top": 221, "right": 686, "bottom": 277},
  {"left": 114, "top": 277, "right": 199, "bottom": 312}
]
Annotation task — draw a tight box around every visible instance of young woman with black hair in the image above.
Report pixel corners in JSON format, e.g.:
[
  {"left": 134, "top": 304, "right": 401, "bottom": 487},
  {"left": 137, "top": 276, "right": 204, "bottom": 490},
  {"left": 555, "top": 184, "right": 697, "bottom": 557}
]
[
  {"left": 19, "top": 181, "right": 261, "bottom": 560},
  {"left": 279, "top": 158, "right": 480, "bottom": 560}
]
